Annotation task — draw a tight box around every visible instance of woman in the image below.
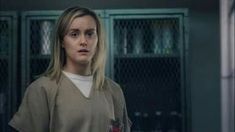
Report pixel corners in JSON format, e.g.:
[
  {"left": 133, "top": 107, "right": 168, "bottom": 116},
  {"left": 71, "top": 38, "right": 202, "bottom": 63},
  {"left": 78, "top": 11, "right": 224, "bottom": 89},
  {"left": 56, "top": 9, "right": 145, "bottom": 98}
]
[{"left": 9, "top": 6, "right": 131, "bottom": 132}]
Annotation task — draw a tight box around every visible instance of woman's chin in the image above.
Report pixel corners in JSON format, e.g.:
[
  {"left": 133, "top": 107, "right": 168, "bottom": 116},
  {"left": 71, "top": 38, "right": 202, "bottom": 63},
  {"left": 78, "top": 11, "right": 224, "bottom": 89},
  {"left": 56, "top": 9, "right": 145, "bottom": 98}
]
[{"left": 76, "top": 59, "right": 91, "bottom": 65}]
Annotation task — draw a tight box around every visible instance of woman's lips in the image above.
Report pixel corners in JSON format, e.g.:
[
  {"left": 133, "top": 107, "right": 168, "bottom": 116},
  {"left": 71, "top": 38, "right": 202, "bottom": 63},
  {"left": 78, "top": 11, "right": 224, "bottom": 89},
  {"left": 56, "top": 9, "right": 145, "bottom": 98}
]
[{"left": 78, "top": 49, "right": 89, "bottom": 52}]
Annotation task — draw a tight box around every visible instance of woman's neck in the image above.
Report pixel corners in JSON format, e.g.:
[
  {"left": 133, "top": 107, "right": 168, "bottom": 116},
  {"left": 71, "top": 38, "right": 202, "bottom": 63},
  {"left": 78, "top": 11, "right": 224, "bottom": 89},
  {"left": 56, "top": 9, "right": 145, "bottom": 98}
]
[{"left": 63, "top": 62, "right": 91, "bottom": 76}]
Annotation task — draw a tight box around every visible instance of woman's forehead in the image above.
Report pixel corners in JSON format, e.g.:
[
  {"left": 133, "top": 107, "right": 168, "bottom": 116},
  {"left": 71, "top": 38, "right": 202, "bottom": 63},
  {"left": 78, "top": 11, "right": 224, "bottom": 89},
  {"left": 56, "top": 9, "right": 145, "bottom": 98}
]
[{"left": 68, "top": 15, "right": 97, "bottom": 30}]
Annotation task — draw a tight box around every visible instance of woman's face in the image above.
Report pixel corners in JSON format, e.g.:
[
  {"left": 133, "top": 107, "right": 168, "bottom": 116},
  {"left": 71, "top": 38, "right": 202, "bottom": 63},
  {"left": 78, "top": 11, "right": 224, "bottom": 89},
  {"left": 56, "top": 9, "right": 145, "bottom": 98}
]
[{"left": 63, "top": 15, "right": 98, "bottom": 65}]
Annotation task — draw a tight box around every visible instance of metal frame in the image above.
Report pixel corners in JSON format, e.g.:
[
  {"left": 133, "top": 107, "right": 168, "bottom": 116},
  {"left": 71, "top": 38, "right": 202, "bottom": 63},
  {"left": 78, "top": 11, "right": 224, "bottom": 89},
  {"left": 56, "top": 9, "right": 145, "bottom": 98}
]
[
  {"left": 0, "top": 11, "right": 18, "bottom": 132},
  {"left": 105, "top": 8, "right": 189, "bottom": 132},
  {"left": 21, "top": 11, "right": 62, "bottom": 96}
]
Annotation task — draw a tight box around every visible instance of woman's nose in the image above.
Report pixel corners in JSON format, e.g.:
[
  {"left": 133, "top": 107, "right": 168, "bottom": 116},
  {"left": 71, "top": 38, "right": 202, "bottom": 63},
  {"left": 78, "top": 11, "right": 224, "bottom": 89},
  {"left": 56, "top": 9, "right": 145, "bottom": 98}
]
[{"left": 80, "top": 34, "right": 87, "bottom": 47}]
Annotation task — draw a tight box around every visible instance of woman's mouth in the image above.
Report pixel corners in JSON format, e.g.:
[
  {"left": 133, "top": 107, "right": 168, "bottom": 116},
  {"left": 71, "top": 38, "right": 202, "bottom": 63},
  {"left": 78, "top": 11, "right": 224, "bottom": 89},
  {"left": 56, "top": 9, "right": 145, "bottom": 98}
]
[{"left": 78, "top": 49, "right": 89, "bottom": 53}]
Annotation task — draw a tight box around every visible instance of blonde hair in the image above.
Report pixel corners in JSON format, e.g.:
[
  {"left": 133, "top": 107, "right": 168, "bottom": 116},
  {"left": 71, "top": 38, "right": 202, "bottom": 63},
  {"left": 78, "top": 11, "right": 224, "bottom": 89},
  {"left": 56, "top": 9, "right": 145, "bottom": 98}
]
[{"left": 43, "top": 6, "right": 106, "bottom": 90}]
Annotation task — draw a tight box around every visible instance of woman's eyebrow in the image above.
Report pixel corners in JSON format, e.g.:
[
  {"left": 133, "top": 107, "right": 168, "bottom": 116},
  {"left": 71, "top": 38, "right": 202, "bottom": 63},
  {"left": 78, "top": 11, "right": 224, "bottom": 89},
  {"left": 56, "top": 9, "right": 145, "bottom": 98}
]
[
  {"left": 69, "top": 28, "right": 80, "bottom": 32},
  {"left": 85, "top": 28, "right": 96, "bottom": 32},
  {"left": 69, "top": 28, "right": 96, "bottom": 32}
]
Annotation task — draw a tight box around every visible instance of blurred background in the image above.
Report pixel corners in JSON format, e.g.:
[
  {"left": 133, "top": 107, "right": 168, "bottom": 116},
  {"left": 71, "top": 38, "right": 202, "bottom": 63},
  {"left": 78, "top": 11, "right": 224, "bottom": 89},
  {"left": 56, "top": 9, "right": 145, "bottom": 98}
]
[{"left": 0, "top": 0, "right": 234, "bottom": 132}]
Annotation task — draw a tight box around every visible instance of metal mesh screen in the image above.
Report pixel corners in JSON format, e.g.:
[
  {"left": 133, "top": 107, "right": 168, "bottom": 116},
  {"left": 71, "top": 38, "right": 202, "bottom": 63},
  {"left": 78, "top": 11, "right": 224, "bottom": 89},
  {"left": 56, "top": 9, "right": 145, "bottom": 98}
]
[
  {"left": 0, "top": 20, "right": 10, "bottom": 132},
  {"left": 0, "top": 60, "right": 9, "bottom": 132},
  {"left": 113, "top": 18, "right": 183, "bottom": 132},
  {"left": 113, "top": 18, "right": 180, "bottom": 56},
  {"left": 30, "top": 20, "right": 54, "bottom": 55},
  {"left": 0, "top": 20, "right": 9, "bottom": 55},
  {"left": 29, "top": 20, "right": 55, "bottom": 81}
]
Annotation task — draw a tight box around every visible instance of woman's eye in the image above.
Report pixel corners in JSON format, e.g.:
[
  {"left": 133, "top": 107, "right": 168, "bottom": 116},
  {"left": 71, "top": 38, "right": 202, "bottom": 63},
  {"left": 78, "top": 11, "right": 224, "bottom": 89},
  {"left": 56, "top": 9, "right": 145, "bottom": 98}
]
[
  {"left": 70, "top": 32, "right": 79, "bottom": 37},
  {"left": 86, "top": 32, "right": 96, "bottom": 37},
  {"left": 87, "top": 32, "right": 93, "bottom": 36}
]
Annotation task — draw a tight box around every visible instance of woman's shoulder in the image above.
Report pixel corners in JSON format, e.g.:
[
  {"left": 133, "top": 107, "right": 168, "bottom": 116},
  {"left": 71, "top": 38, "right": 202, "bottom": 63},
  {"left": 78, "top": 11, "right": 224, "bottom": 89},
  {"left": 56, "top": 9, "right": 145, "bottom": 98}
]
[
  {"left": 105, "top": 77, "right": 121, "bottom": 90},
  {"left": 104, "top": 77, "right": 124, "bottom": 97},
  {"left": 29, "top": 76, "right": 53, "bottom": 87},
  {"left": 104, "top": 77, "right": 126, "bottom": 108},
  {"left": 105, "top": 77, "right": 119, "bottom": 87},
  {"left": 26, "top": 76, "right": 58, "bottom": 93}
]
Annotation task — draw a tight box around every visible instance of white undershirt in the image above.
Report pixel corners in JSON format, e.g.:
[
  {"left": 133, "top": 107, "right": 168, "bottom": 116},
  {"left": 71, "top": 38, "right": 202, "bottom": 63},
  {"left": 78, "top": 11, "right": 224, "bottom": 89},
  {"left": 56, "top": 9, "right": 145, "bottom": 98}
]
[{"left": 63, "top": 71, "right": 93, "bottom": 98}]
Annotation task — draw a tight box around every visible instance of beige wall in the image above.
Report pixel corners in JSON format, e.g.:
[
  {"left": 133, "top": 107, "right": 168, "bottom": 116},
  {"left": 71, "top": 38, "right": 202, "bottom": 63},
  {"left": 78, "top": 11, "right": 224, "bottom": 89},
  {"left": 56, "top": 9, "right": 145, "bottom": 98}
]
[{"left": 220, "top": 0, "right": 235, "bottom": 131}]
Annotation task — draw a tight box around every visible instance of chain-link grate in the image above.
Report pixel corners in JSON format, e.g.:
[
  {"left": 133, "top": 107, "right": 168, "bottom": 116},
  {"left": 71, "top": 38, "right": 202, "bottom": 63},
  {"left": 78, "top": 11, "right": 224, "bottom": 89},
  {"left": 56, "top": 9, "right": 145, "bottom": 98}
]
[
  {"left": 29, "top": 20, "right": 55, "bottom": 81},
  {"left": 30, "top": 20, "right": 54, "bottom": 55},
  {"left": 0, "top": 20, "right": 9, "bottom": 55},
  {"left": 114, "top": 18, "right": 180, "bottom": 56},
  {"left": 0, "top": 60, "right": 9, "bottom": 132},
  {"left": 113, "top": 18, "right": 183, "bottom": 131},
  {"left": 0, "top": 19, "right": 10, "bottom": 132},
  {"left": 30, "top": 59, "right": 50, "bottom": 80}
]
